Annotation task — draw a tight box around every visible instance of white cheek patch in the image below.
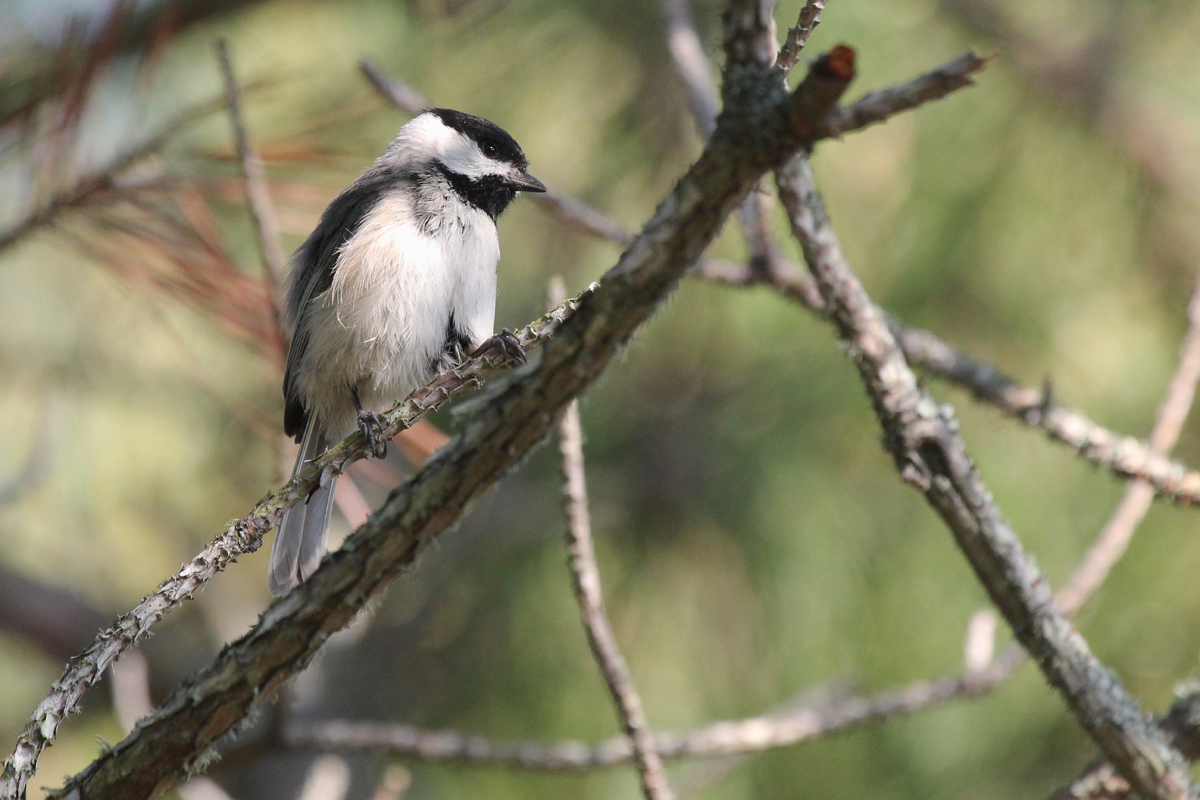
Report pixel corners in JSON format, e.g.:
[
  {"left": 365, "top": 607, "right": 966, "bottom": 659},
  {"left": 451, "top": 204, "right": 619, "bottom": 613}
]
[{"left": 439, "top": 138, "right": 509, "bottom": 181}]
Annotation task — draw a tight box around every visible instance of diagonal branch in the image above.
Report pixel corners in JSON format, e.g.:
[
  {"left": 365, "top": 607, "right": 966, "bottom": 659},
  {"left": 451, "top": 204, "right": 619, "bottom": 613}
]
[
  {"left": 775, "top": 152, "right": 1195, "bottom": 800},
  {"left": 558, "top": 393, "right": 673, "bottom": 800},
  {"left": 818, "top": 51, "right": 993, "bottom": 138},
  {"left": 1054, "top": 260, "right": 1200, "bottom": 615}
]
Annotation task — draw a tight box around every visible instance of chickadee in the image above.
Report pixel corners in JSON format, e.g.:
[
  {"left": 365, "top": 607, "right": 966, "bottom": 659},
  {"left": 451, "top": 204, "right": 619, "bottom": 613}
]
[{"left": 269, "top": 108, "right": 546, "bottom": 596}]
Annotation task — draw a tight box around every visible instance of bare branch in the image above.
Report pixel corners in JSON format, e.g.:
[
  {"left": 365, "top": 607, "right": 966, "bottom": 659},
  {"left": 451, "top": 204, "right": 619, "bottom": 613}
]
[
  {"left": 775, "top": 152, "right": 1195, "bottom": 800},
  {"left": 820, "top": 51, "right": 993, "bottom": 139},
  {"left": 37, "top": 50, "right": 856, "bottom": 800},
  {"left": 531, "top": 191, "right": 633, "bottom": 244},
  {"left": 775, "top": 0, "right": 828, "bottom": 74},
  {"left": 558, "top": 388, "right": 673, "bottom": 800},
  {"left": 359, "top": 57, "right": 427, "bottom": 115},
  {"left": 660, "top": 0, "right": 721, "bottom": 137},
  {"left": 216, "top": 39, "right": 287, "bottom": 313},
  {"left": 658, "top": 0, "right": 779, "bottom": 274},
  {"left": 891, "top": 322, "right": 1200, "bottom": 504},
  {"left": 281, "top": 664, "right": 1009, "bottom": 769}
]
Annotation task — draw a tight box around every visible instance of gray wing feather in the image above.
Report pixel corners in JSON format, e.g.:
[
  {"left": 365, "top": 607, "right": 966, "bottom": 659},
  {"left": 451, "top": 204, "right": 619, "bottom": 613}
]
[{"left": 283, "top": 170, "right": 409, "bottom": 440}]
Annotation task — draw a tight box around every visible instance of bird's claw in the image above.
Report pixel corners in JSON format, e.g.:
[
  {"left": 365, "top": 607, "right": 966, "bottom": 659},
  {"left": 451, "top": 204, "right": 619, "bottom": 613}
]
[
  {"left": 471, "top": 329, "right": 526, "bottom": 367},
  {"left": 358, "top": 410, "right": 388, "bottom": 458}
]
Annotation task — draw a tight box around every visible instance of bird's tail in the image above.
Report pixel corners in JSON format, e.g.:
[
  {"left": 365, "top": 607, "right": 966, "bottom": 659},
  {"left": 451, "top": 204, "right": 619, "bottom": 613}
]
[{"left": 269, "top": 419, "right": 336, "bottom": 596}]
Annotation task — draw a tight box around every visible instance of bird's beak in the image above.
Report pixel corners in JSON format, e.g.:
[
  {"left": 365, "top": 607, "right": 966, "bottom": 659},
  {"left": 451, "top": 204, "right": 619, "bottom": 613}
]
[{"left": 507, "top": 169, "right": 547, "bottom": 193}]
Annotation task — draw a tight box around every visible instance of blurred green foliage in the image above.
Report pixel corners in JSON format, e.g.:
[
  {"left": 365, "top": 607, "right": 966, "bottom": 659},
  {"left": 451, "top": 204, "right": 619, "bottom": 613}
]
[{"left": 2, "top": 0, "right": 1200, "bottom": 798}]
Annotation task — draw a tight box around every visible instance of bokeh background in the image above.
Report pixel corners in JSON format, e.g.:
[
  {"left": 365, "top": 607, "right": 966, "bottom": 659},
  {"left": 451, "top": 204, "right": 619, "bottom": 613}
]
[{"left": 2, "top": 0, "right": 1200, "bottom": 798}]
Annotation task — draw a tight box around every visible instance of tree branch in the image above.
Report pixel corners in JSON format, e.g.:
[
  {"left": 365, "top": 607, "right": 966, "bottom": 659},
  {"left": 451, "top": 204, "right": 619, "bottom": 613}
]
[
  {"left": 775, "top": 0, "right": 827, "bottom": 74},
  {"left": 558, "top": 391, "right": 673, "bottom": 799},
  {"left": 1054, "top": 261, "right": 1200, "bottom": 615},
  {"left": 775, "top": 152, "right": 1195, "bottom": 800},
  {"left": 819, "top": 51, "right": 993, "bottom": 138}
]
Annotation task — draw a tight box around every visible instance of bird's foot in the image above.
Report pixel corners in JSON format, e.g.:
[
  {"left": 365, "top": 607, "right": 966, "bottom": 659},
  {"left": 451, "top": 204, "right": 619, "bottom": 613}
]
[
  {"left": 358, "top": 410, "right": 388, "bottom": 459},
  {"left": 471, "top": 329, "right": 526, "bottom": 367}
]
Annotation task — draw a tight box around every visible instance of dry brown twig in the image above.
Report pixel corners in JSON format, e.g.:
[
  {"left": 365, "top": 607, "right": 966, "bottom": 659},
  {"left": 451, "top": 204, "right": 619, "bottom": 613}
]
[{"left": 552, "top": 278, "right": 673, "bottom": 800}]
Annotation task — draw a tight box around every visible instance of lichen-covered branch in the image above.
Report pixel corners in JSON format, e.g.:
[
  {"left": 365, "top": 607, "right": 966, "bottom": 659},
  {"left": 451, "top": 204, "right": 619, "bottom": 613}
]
[{"left": 776, "top": 152, "right": 1195, "bottom": 800}]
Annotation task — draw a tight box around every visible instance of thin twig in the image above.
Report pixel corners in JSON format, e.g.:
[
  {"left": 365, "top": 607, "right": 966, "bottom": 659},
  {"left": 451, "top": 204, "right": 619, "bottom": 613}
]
[
  {"left": 280, "top": 664, "right": 1009, "bottom": 769},
  {"left": 775, "top": 152, "right": 1195, "bottom": 800},
  {"left": 1055, "top": 262, "right": 1200, "bottom": 615},
  {"left": 556, "top": 327, "right": 673, "bottom": 799},
  {"left": 660, "top": 0, "right": 720, "bottom": 137},
  {"left": 216, "top": 39, "right": 287, "bottom": 322},
  {"left": 775, "top": 0, "right": 828, "bottom": 74},
  {"left": 819, "top": 51, "right": 993, "bottom": 139}
]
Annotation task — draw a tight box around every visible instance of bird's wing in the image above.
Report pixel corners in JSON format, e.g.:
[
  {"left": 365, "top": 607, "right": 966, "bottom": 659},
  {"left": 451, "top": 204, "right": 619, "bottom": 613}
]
[{"left": 282, "top": 171, "right": 410, "bottom": 440}]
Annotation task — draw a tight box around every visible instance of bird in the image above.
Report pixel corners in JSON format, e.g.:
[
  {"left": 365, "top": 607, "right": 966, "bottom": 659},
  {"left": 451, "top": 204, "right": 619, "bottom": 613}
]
[{"left": 269, "top": 108, "right": 546, "bottom": 596}]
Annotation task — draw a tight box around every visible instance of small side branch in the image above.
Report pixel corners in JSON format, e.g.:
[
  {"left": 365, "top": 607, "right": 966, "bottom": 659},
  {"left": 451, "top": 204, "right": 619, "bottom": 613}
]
[
  {"left": 775, "top": 0, "right": 828, "bottom": 74},
  {"left": 558, "top": 393, "right": 673, "bottom": 800},
  {"left": 694, "top": 256, "right": 1200, "bottom": 506},
  {"left": 1055, "top": 262, "right": 1200, "bottom": 614},
  {"left": 819, "top": 51, "right": 992, "bottom": 138}
]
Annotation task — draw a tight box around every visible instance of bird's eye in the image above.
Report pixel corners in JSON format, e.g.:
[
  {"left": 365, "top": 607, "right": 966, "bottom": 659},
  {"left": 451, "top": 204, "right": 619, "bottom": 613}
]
[{"left": 482, "top": 143, "right": 498, "bottom": 157}]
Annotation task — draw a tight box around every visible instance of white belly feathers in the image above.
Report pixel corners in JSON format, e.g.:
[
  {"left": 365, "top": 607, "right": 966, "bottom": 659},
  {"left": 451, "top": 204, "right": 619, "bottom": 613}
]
[{"left": 296, "top": 187, "right": 499, "bottom": 439}]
